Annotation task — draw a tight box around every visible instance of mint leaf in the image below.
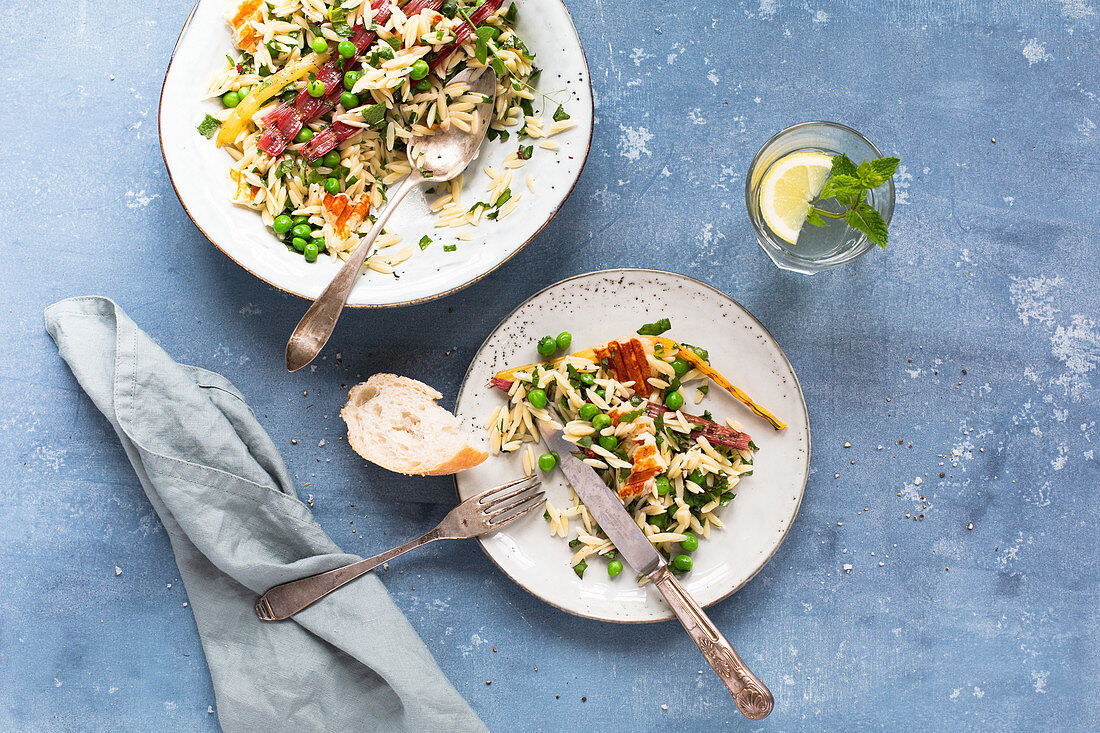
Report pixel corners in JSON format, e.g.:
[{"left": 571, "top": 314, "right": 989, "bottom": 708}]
[
  {"left": 870, "top": 156, "right": 900, "bottom": 179},
  {"left": 361, "top": 102, "right": 386, "bottom": 127},
  {"left": 475, "top": 37, "right": 488, "bottom": 64},
  {"left": 831, "top": 153, "right": 858, "bottom": 177},
  {"left": 637, "top": 317, "right": 671, "bottom": 335},
  {"left": 553, "top": 104, "right": 570, "bottom": 122},
  {"left": 845, "top": 203, "right": 889, "bottom": 248},
  {"left": 805, "top": 208, "right": 827, "bottom": 227},
  {"left": 819, "top": 174, "right": 863, "bottom": 205},
  {"left": 859, "top": 156, "right": 901, "bottom": 188},
  {"left": 197, "top": 114, "right": 221, "bottom": 138}
]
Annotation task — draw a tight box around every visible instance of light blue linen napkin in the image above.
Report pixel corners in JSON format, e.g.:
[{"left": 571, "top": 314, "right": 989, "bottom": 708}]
[{"left": 44, "top": 296, "right": 486, "bottom": 733}]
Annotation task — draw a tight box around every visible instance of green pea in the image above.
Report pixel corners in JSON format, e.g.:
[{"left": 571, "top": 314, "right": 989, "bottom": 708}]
[
  {"left": 591, "top": 414, "right": 612, "bottom": 431},
  {"left": 527, "top": 388, "right": 547, "bottom": 409},
  {"left": 322, "top": 150, "right": 342, "bottom": 167},
  {"left": 324, "top": 177, "right": 341, "bottom": 194},
  {"left": 294, "top": 128, "right": 314, "bottom": 143},
  {"left": 293, "top": 215, "right": 310, "bottom": 227},
  {"left": 414, "top": 79, "right": 431, "bottom": 93},
  {"left": 578, "top": 403, "right": 598, "bottom": 421},
  {"left": 291, "top": 236, "right": 308, "bottom": 252},
  {"left": 595, "top": 387, "right": 606, "bottom": 399},
  {"left": 598, "top": 435, "right": 617, "bottom": 452},
  {"left": 291, "top": 223, "right": 312, "bottom": 240},
  {"left": 343, "top": 71, "right": 362, "bottom": 91},
  {"left": 340, "top": 91, "right": 358, "bottom": 108},
  {"left": 579, "top": 372, "right": 595, "bottom": 387},
  {"left": 538, "top": 452, "right": 557, "bottom": 472},
  {"left": 337, "top": 40, "right": 356, "bottom": 59},
  {"left": 378, "top": 43, "right": 395, "bottom": 60},
  {"left": 237, "top": 86, "right": 250, "bottom": 99},
  {"left": 307, "top": 79, "right": 326, "bottom": 97},
  {"left": 672, "top": 554, "right": 693, "bottom": 572},
  {"left": 607, "top": 559, "right": 623, "bottom": 578},
  {"left": 655, "top": 476, "right": 671, "bottom": 496},
  {"left": 303, "top": 242, "right": 319, "bottom": 262},
  {"left": 272, "top": 214, "right": 293, "bottom": 234},
  {"left": 309, "top": 236, "right": 326, "bottom": 253},
  {"left": 664, "top": 391, "right": 684, "bottom": 411},
  {"left": 537, "top": 336, "right": 557, "bottom": 357},
  {"left": 680, "top": 532, "right": 699, "bottom": 553},
  {"left": 671, "top": 358, "right": 690, "bottom": 377},
  {"left": 556, "top": 331, "right": 572, "bottom": 351},
  {"left": 410, "top": 59, "right": 430, "bottom": 80},
  {"left": 221, "top": 90, "right": 241, "bottom": 108},
  {"left": 311, "top": 37, "right": 329, "bottom": 54}
]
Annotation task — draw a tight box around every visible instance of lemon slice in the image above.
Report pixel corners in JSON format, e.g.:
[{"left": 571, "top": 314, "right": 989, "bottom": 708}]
[{"left": 758, "top": 151, "right": 833, "bottom": 244}]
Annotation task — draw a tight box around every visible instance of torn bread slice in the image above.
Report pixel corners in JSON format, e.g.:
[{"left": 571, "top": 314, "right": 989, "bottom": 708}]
[{"left": 341, "top": 374, "right": 487, "bottom": 476}]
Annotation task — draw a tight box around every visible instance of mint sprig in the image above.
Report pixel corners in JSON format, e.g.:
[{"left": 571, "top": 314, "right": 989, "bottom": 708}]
[{"left": 807, "top": 154, "right": 900, "bottom": 248}]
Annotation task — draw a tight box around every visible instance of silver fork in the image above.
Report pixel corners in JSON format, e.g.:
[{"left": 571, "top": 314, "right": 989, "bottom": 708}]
[{"left": 255, "top": 475, "right": 544, "bottom": 621}]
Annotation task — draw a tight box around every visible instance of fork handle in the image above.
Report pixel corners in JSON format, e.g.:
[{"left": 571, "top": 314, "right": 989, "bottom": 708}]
[
  {"left": 652, "top": 567, "right": 774, "bottom": 720},
  {"left": 256, "top": 528, "right": 441, "bottom": 621}
]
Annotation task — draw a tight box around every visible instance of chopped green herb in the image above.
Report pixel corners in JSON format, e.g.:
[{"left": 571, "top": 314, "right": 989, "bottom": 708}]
[
  {"left": 418, "top": 235, "right": 433, "bottom": 250},
  {"left": 361, "top": 102, "right": 386, "bottom": 127},
  {"left": 552, "top": 104, "right": 570, "bottom": 122},
  {"left": 619, "top": 408, "right": 644, "bottom": 423},
  {"left": 443, "top": 244, "right": 457, "bottom": 252},
  {"left": 197, "top": 114, "right": 221, "bottom": 138},
  {"left": 637, "top": 317, "right": 671, "bottom": 336},
  {"left": 274, "top": 159, "right": 295, "bottom": 178},
  {"left": 517, "top": 144, "right": 533, "bottom": 160},
  {"left": 494, "top": 188, "right": 512, "bottom": 207}
]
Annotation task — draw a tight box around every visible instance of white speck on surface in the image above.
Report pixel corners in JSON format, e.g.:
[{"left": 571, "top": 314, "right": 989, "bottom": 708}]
[
  {"left": 33, "top": 445, "right": 66, "bottom": 472},
  {"left": 125, "top": 189, "right": 158, "bottom": 208},
  {"left": 973, "top": 686, "right": 985, "bottom": 698},
  {"left": 1051, "top": 445, "right": 1069, "bottom": 470},
  {"left": 208, "top": 706, "right": 215, "bottom": 714},
  {"left": 1078, "top": 117, "right": 1096, "bottom": 136},
  {"left": 1009, "top": 275, "right": 1063, "bottom": 326},
  {"left": 239, "top": 303, "right": 261, "bottom": 316},
  {"left": 803, "top": 3, "right": 829, "bottom": 22},
  {"left": 894, "top": 165, "right": 912, "bottom": 205},
  {"left": 1021, "top": 37, "right": 1052, "bottom": 65},
  {"left": 1050, "top": 314, "right": 1098, "bottom": 401},
  {"left": 114, "top": 566, "right": 122, "bottom": 576},
  {"left": 1053, "top": 0, "right": 1095, "bottom": 20},
  {"left": 318, "top": 439, "right": 326, "bottom": 447},
  {"left": 688, "top": 108, "right": 706, "bottom": 125},
  {"left": 758, "top": 0, "right": 778, "bottom": 19},
  {"left": 660, "top": 704, "right": 668, "bottom": 710},
  {"left": 617, "top": 124, "right": 653, "bottom": 161},
  {"left": 842, "top": 563, "right": 853, "bottom": 573},
  {"left": 950, "top": 688, "right": 961, "bottom": 700},
  {"left": 706, "top": 70, "right": 719, "bottom": 85},
  {"left": 1004, "top": 196, "right": 1015, "bottom": 206},
  {"left": 164, "top": 701, "right": 178, "bottom": 712},
  {"left": 629, "top": 48, "right": 653, "bottom": 66}
]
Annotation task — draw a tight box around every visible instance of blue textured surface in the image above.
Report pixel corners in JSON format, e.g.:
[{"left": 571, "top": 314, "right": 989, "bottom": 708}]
[{"left": 2, "top": 0, "right": 1098, "bottom": 730}]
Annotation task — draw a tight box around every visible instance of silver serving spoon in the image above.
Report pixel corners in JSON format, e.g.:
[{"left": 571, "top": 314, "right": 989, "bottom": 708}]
[{"left": 285, "top": 67, "right": 497, "bottom": 372}]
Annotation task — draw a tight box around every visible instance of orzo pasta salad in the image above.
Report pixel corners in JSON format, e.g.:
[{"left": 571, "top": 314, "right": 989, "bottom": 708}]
[
  {"left": 486, "top": 324, "right": 785, "bottom": 581},
  {"left": 198, "top": 0, "right": 573, "bottom": 271}
]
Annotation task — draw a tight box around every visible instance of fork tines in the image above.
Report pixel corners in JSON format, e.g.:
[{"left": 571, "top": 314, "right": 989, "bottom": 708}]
[{"left": 475, "top": 474, "right": 540, "bottom": 505}]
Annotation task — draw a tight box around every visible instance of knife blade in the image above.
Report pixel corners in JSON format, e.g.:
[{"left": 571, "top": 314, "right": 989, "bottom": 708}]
[
  {"left": 538, "top": 423, "right": 663, "bottom": 577},
  {"left": 537, "top": 411, "right": 774, "bottom": 720}
]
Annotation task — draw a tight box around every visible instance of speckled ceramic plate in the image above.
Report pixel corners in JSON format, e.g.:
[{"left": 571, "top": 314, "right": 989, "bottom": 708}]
[
  {"left": 454, "top": 269, "right": 810, "bottom": 623},
  {"left": 159, "top": 0, "right": 592, "bottom": 307}
]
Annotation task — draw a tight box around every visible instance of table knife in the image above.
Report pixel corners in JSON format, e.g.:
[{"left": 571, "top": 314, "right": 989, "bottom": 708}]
[{"left": 538, "top": 418, "right": 774, "bottom": 720}]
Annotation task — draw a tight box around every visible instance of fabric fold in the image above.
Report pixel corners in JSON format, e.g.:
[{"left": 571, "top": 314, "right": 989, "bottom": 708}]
[{"left": 45, "top": 296, "right": 485, "bottom": 733}]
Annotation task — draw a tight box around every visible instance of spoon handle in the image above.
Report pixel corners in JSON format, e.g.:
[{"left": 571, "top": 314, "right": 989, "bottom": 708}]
[{"left": 285, "top": 173, "right": 423, "bottom": 372}]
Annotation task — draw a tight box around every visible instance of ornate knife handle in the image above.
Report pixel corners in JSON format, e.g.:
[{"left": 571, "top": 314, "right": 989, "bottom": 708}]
[{"left": 652, "top": 568, "right": 774, "bottom": 720}]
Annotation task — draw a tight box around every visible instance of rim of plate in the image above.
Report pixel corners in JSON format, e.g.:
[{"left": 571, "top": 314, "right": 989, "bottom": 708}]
[
  {"left": 159, "top": 0, "right": 594, "bottom": 309},
  {"left": 453, "top": 268, "right": 811, "bottom": 623}
]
